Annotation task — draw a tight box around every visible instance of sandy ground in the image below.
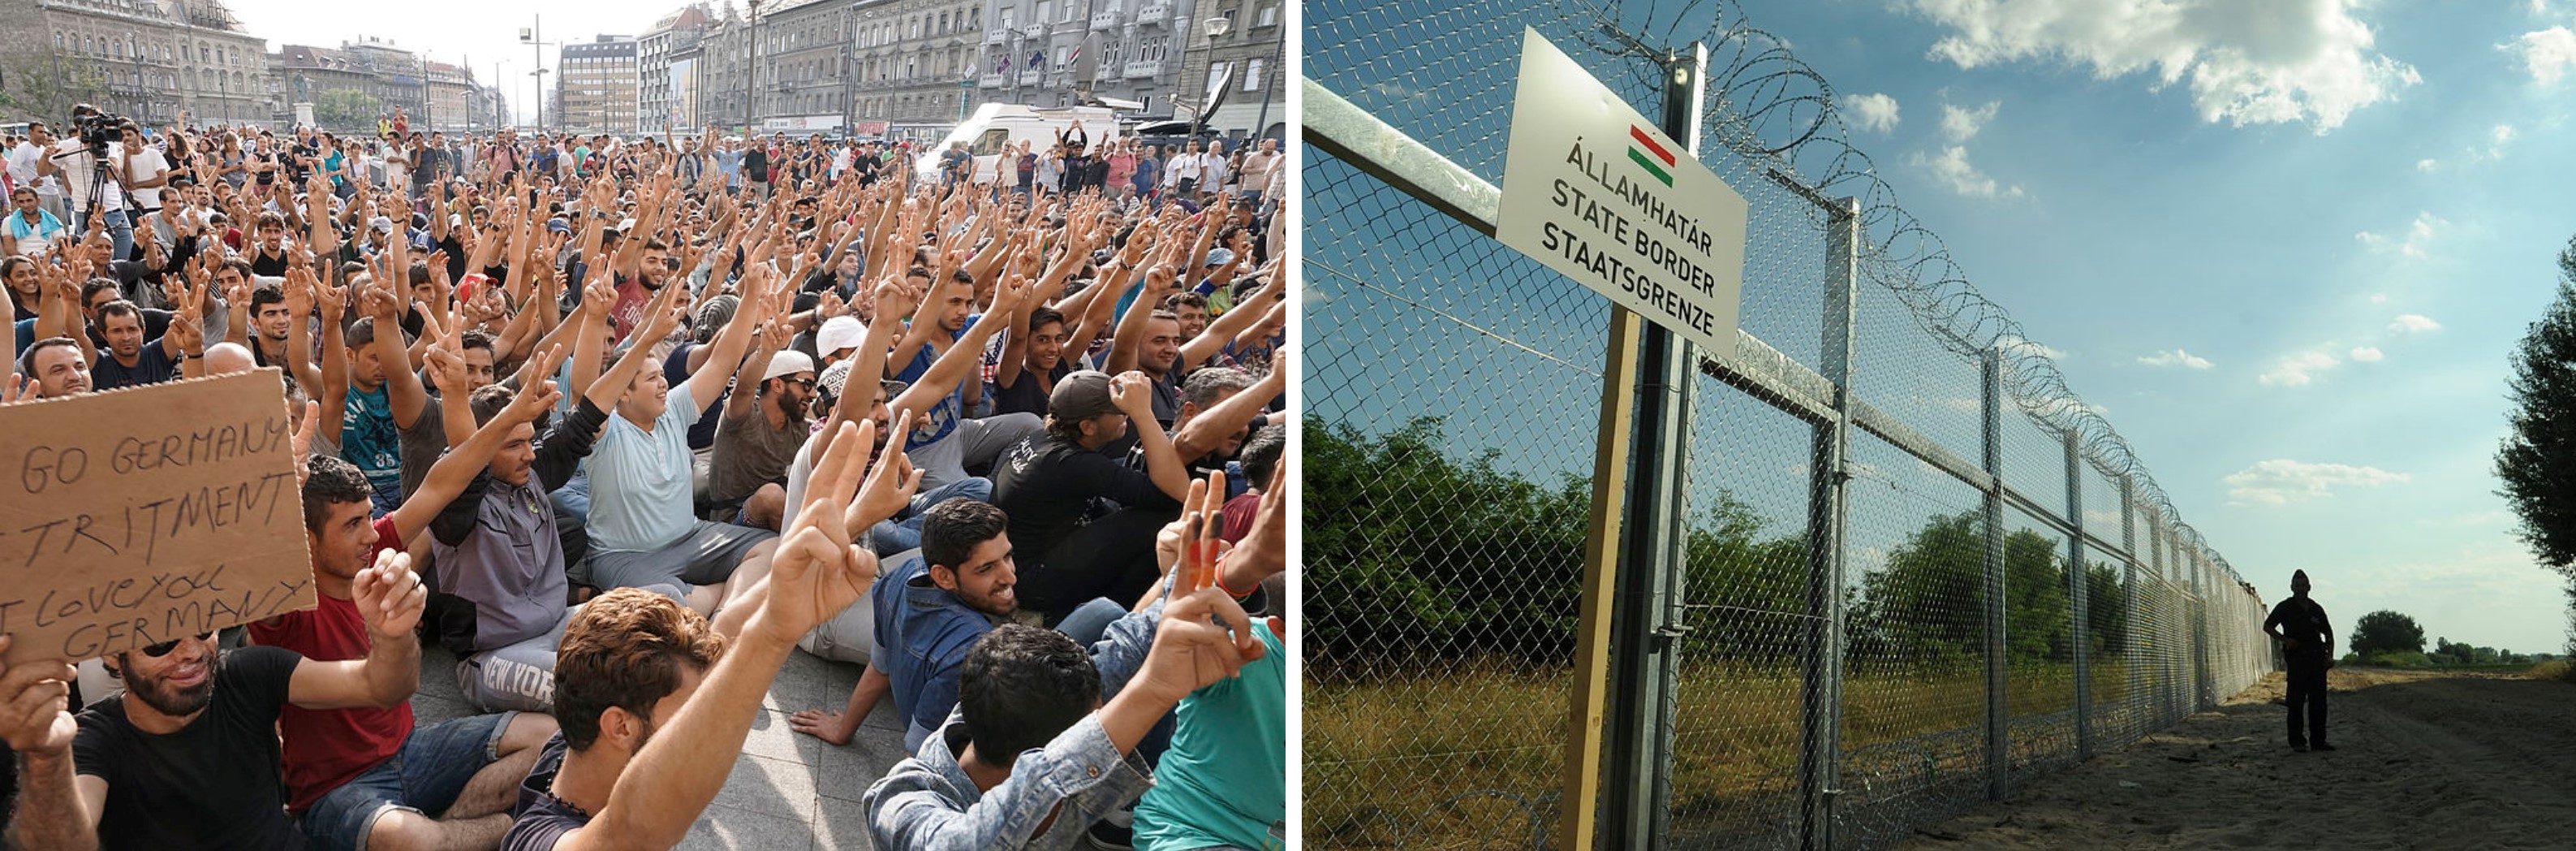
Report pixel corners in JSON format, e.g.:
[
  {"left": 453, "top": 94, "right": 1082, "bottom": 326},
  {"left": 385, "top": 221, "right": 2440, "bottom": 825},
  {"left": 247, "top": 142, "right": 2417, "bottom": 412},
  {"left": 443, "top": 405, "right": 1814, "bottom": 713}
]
[{"left": 1889, "top": 668, "right": 2576, "bottom": 851}]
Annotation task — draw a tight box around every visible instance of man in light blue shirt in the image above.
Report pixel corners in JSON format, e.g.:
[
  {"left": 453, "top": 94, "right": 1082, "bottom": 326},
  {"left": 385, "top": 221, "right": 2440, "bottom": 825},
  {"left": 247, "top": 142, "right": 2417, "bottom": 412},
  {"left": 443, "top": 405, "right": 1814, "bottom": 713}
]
[{"left": 583, "top": 257, "right": 776, "bottom": 617}]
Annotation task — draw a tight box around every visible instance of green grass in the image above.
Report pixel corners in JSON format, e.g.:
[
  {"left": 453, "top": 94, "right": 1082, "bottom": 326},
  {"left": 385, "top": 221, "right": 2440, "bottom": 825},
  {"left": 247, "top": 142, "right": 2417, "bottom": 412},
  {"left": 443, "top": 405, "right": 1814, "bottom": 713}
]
[{"left": 1306, "top": 657, "right": 2146, "bottom": 849}]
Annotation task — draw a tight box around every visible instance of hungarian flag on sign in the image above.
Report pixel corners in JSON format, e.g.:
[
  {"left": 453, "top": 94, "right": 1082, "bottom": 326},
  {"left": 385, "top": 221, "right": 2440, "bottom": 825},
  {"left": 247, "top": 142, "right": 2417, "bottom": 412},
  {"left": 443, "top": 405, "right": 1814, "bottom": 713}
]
[{"left": 1627, "top": 124, "right": 1676, "bottom": 187}]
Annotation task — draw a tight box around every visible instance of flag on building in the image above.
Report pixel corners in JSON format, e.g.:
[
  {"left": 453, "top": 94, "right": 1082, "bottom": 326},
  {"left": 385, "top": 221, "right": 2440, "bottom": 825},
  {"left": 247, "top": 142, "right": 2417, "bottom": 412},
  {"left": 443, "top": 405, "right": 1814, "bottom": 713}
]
[
  {"left": 997, "top": 54, "right": 1010, "bottom": 73},
  {"left": 1031, "top": 50, "right": 1045, "bottom": 69}
]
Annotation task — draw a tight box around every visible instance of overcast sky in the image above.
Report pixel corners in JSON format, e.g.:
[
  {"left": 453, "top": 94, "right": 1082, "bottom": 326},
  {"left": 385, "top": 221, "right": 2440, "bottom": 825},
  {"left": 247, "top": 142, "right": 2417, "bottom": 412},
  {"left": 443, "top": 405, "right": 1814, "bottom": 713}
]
[{"left": 221, "top": 1, "right": 690, "bottom": 125}]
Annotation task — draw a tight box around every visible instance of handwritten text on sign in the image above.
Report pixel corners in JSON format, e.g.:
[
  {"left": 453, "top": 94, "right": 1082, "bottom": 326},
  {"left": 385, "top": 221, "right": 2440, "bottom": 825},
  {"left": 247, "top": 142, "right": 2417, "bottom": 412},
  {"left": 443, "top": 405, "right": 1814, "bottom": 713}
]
[
  {"left": 1495, "top": 27, "right": 1748, "bottom": 357},
  {"left": 0, "top": 369, "right": 315, "bottom": 663}
]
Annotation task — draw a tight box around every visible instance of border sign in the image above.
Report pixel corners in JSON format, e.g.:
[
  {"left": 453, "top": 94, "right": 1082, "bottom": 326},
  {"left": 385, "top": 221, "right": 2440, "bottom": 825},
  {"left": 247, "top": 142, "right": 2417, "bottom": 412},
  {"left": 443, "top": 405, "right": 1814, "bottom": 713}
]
[
  {"left": 0, "top": 370, "right": 315, "bottom": 664},
  {"left": 1497, "top": 28, "right": 1747, "bottom": 357}
]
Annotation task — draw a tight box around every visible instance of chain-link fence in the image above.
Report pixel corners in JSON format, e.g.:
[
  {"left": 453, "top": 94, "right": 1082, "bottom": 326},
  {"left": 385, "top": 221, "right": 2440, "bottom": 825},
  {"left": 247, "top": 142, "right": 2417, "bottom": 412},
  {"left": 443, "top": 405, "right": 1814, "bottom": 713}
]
[{"left": 1303, "top": 1, "right": 2275, "bottom": 849}]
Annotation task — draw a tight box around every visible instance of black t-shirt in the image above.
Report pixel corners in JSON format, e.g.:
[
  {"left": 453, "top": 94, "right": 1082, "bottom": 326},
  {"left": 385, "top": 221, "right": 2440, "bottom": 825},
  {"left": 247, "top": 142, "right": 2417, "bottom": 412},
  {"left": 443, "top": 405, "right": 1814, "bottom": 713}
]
[
  {"left": 91, "top": 338, "right": 179, "bottom": 390},
  {"left": 501, "top": 732, "right": 588, "bottom": 850},
  {"left": 992, "top": 434, "right": 1179, "bottom": 567},
  {"left": 2266, "top": 596, "right": 2332, "bottom": 659},
  {"left": 993, "top": 359, "right": 1071, "bottom": 419},
  {"left": 72, "top": 645, "right": 308, "bottom": 850},
  {"left": 743, "top": 148, "right": 769, "bottom": 181},
  {"left": 251, "top": 245, "right": 291, "bottom": 278}
]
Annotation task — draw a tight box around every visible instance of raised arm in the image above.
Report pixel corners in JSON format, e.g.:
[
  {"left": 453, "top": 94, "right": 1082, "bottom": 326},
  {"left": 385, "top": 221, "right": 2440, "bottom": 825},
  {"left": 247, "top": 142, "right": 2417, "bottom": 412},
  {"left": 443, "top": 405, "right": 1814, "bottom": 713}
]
[
  {"left": 1179, "top": 270, "right": 1283, "bottom": 368},
  {"left": 285, "top": 549, "right": 423, "bottom": 711},
  {"left": 360, "top": 266, "right": 429, "bottom": 427},
  {"left": 888, "top": 275, "right": 1028, "bottom": 424},
  {"left": 562, "top": 419, "right": 881, "bottom": 851},
  {"left": 1111, "top": 371, "right": 1189, "bottom": 502},
  {"left": 683, "top": 261, "right": 773, "bottom": 412},
  {"left": 1171, "top": 356, "right": 1285, "bottom": 460}
]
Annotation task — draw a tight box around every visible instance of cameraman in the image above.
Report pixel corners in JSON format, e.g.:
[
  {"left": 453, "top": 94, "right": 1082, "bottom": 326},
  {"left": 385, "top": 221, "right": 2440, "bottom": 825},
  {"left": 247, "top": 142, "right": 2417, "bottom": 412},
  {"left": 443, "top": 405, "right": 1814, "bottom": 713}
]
[{"left": 36, "top": 104, "right": 132, "bottom": 263}]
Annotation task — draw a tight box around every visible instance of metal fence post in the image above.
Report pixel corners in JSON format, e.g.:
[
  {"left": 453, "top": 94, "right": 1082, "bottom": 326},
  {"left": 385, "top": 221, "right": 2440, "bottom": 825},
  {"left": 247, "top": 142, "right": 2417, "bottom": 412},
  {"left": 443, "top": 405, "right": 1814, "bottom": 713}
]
[
  {"left": 1980, "top": 348, "right": 2009, "bottom": 800},
  {"left": 2063, "top": 431, "right": 2090, "bottom": 760},
  {"left": 2119, "top": 476, "right": 2138, "bottom": 738},
  {"left": 1603, "top": 41, "right": 1708, "bottom": 850},
  {"left": 1798, "top": 195, "right": 1859, "bottom": 851},
  {"left": 2191, "top": 552, "right": 2211, "bottom": 711}
]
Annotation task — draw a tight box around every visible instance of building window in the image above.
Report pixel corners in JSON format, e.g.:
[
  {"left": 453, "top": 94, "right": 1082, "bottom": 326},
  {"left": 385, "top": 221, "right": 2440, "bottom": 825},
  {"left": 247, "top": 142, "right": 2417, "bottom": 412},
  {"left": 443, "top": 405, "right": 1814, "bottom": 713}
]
[
  {"left": 1245, "top": 58, "right": 1263, "bottom": 90},
  {"left": 1256, "top": 4, "right": 1277, "bottom": 26}
]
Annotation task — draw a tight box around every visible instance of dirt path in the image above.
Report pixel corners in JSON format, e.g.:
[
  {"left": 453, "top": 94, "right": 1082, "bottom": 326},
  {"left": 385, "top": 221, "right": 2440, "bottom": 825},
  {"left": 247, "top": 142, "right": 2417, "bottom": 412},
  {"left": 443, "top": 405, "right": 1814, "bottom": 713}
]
[{"left": 1889, "top": 668, "right": 2576, "bottom": 851}]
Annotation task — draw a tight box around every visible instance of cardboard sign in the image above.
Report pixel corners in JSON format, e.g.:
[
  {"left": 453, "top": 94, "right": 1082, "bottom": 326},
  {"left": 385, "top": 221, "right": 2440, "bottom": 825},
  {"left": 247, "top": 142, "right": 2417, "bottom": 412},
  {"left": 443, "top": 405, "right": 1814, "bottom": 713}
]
[
  {"left": 1496, "top": 27, "right": 1749, "bottom": 357},
  {"left": 0, "top": 369, "right": 315, "bottom": 664}
]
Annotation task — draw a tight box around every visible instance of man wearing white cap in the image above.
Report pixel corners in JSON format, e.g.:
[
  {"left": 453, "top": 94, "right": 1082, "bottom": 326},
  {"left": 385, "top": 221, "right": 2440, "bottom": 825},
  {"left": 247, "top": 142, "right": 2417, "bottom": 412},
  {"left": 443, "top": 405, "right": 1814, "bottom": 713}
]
[
  {"left": 710, "top": 341, "right": 819, "bottom": 531},
  {"left": 815, "top": 314, "right": 868, "bottom": 368}
]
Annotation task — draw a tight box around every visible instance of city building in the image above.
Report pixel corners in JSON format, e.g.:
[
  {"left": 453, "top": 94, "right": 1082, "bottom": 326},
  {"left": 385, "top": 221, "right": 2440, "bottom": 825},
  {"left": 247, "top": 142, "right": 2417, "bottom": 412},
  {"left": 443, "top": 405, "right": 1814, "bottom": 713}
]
[
  {"left": 977, "top": 0, "right": 1199, "bottom": 119},
  {"left": 1174, "top": 0, "right": 1282, "bottom": 140},
  {"left": 639, "top": 4, "right": 715, "bottom": 133},
  {"left": 338, "top": 37, "right": 421, "bottom": 121},
  {"left": 0, "top": 0, "right": 272, "bottom": 128},
  {"left": 756, "top": 0, "right": 852, "bottom": 135},
  {"left": 853, "top": 0, "right": 984, "bottom": 140},
  {"left": 558, "top": 35, "right": 639, "bottom": 136},
  {"left": 426, "top": 61, "right": 472, "bottom": 132}
]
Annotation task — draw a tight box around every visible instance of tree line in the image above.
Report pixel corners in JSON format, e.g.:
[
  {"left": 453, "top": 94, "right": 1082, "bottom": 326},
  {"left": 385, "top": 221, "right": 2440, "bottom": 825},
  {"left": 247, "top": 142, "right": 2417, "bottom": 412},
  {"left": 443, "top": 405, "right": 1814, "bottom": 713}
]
[{"left": 1307, "top": 418, "right": 2143, "bottom": 678}]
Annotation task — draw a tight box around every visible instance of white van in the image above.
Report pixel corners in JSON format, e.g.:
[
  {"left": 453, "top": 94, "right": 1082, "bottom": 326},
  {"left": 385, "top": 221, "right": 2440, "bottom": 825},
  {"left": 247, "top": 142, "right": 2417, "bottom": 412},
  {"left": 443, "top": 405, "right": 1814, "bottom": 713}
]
[{"left": 914, "top": 103, "right": 1122, "bottom": 185}]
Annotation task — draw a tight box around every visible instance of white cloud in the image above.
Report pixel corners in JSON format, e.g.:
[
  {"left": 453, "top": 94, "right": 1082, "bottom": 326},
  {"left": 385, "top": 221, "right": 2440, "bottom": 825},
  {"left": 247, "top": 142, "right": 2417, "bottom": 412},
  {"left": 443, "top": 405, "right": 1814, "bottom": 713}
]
[
  {"left": 1844, "top": 93, "right": 1902, "bottom": 133},
  {"left": 2137, "top": 348, "right": 2214, "bottom": 369},
  {"left": 2350, "top": 346, "right": 2384, "bottom": 361},
  {"left": 1912, "top": 145, "right": 2027, "bottom": 198},
  {"left": 2470, "top": 124, "right": 2518, "bottom": 162},
  {"left": 2369, "top": 293, "right": 2388, "bottom": 304},
  {"left": 1908, "top": 0, "right": 2419, "bottom": 132},
  {"left": 2259, "top": 351, "right": 2341, "bottom": 386},
  {"left": 1941, "top": 100, "right": 2002, "bottom": 141},
  {"left": 2355, "top": 211, "right": 2446, "bottom": 257},
  {"left": 2225, "top": 459, "right": 2410, "bottom": 505},
  {"left": 2389, "top": 313, "right": 2442, "bottom": 333},
  {"left": 2415, "top": 158, "right": 2438, "bottom": 171},
  {"left": 2509, "top": 24, "right": 2576, "bottom": 84}
]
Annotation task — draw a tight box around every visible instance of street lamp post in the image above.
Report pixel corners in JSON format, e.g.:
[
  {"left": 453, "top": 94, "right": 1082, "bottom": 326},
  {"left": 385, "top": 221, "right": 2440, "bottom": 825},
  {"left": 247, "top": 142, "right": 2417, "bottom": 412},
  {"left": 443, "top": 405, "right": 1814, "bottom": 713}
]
[
  {"left": 746, "top": 0, "right": 763, "bottom": 135},
  {"left": 1191, "top": 16, "right": 1229, "bottom": 143},
  {"left": 520, "top": 17, "right": 555, "bottom": 135}
]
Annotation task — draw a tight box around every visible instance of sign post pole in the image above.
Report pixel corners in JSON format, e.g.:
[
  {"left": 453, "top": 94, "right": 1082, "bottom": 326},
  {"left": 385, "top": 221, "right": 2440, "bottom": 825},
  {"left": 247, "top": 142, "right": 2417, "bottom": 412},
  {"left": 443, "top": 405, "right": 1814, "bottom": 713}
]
[{"left": 1497, "top": 28, "right": 1738, "bottom": 851}]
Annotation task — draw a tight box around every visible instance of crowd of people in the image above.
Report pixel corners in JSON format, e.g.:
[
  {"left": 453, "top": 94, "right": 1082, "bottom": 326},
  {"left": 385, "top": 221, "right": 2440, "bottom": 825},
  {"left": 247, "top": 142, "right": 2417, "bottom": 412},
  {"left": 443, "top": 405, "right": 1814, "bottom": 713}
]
[{"left": 0, "top": 104, "right": 1290, "bottom": 851}]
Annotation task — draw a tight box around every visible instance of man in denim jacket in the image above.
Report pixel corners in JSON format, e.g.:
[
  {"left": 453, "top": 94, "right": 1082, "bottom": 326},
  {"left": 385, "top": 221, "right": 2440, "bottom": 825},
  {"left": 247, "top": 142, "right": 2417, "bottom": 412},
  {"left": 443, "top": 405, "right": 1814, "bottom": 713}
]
[{"left": 863, "top": 581, "right": 1267, "bottom": 851}]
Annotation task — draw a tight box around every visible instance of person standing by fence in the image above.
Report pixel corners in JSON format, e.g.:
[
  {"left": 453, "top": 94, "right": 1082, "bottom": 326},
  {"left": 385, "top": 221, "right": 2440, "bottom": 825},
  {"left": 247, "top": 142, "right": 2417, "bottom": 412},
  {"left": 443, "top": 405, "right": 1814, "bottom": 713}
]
[{"left": 2264, "top": 569, "right": 2334, "bottom": 752}]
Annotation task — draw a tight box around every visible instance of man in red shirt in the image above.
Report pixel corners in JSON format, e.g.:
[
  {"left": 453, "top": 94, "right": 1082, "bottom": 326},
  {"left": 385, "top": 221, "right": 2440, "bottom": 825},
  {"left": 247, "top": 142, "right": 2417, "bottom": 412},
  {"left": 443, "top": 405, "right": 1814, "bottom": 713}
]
[{"left": 255, "top": 370, "right": 565, "bottom": 851}]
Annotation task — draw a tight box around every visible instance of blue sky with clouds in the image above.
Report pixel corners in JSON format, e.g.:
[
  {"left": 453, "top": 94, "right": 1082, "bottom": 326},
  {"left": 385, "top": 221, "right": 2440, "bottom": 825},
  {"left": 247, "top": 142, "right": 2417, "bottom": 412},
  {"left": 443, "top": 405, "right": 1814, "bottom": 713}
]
[{"left": 1661, "top": 0, "right": 2576, "bottom": 655}]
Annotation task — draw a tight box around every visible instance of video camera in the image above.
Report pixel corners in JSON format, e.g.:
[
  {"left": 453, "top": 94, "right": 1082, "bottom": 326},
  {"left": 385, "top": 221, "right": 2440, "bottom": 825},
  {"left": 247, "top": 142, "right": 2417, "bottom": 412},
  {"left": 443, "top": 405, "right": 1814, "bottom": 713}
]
[{"left": 72, "top": 110, "right": 126, "bottom": 153}]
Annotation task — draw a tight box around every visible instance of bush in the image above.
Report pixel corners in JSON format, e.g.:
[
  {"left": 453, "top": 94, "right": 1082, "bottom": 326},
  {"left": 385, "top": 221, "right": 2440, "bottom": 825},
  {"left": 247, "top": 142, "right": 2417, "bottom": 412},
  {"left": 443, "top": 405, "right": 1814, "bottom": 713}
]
[
  {"left": 2532, "top": 659, "right": 2575, "bottom": 683},
  {"left": 2367, "top": 650, "right": 2432, "bottom": 668}
]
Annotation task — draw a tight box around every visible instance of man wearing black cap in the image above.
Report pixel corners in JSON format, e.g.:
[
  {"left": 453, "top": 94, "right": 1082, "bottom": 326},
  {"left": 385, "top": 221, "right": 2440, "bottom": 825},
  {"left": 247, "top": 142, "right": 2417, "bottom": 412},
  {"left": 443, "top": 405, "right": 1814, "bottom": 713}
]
[{"left": 2263, "top": 570, "right": 2333, "bottom": 752}]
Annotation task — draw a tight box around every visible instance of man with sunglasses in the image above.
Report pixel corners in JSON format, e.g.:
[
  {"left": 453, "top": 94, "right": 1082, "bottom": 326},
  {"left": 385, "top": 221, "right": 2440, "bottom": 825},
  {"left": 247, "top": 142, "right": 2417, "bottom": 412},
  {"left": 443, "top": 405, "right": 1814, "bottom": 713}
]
[
  {"left": 0, "top": 539, "right": 429, "bottom": 849},
  {"left": 709, "top": 343, "right": 816, "bottom": 532}
]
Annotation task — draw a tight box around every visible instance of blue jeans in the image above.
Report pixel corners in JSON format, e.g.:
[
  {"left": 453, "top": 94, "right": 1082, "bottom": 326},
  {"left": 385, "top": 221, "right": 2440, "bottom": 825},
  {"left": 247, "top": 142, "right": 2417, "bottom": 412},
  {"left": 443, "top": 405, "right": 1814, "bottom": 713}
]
[
  {"left": 870, "top": 477, "right": 991, "bottom": 555},
  {"left": 76, "top": 207, "right": 132, "bottom": 262},
  {"left": 299, "top": 712, "right": 514, "bottom": 851}
]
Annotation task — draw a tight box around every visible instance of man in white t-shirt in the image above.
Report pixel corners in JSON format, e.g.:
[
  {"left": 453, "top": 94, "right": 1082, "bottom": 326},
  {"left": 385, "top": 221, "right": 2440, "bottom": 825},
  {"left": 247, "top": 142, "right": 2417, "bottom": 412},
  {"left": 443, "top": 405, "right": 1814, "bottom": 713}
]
[
  {"left": 6, "top": 123, "right": 66, "bottom": 225},
  {"left": 1168, "top": 140, "right": 1205, "bottom": 197},
  {"left": 41, "top": 106, "right": 131, "bottom": 262},
  {"left": 1199, "top": 139, "right": 1230, "bottom": 197},
  {"left": 115, "top": 123, "right": 170, "bottom": 217}
]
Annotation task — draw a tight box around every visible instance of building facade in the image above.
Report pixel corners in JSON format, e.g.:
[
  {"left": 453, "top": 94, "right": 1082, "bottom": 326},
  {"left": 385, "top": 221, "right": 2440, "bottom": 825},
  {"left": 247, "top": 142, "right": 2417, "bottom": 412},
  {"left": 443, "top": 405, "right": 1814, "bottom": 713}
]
[
  {"left": 1174, "top": 0, "right": 1281, "bottom": 140},
  {"left": 558, "top": 35, "right": 638, "bottom": 136},
  {"left": 752, "top": 0, "right": 850, "bottom": 135},
  {"left": 338, "top": 38, "right": 421, "bottom": 121},
  {"left": 0, "top": 0, "right": 270, "bottom": 128},
  {"left": 426, "top": 61, "right": 471, "bottom": 132},
  {"left": 639, "top": 4, "right": 713, "bottom": 133},
  {"left": 977, "top": 0, "right": 1196, "bottom": 118},
  {"left": 851, "top": 0, "right": 982, "bottom": 140}
]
